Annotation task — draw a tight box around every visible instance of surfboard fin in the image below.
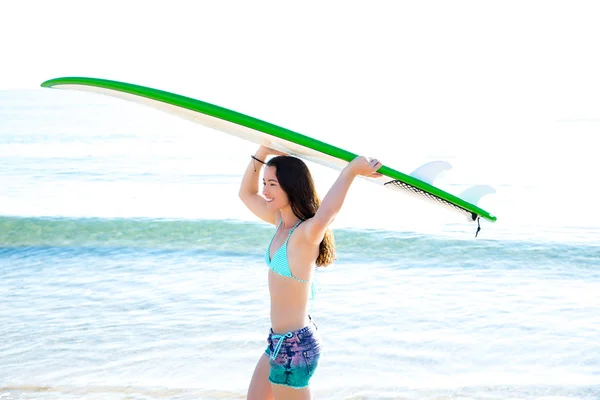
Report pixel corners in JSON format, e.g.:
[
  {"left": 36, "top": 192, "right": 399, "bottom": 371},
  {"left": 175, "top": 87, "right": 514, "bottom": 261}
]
[
  {"left": 409, "top": 161, "right": 452, "bottom": 184},
  {"left": 458, "top": 185, "right": 496, "bottom": 205}
]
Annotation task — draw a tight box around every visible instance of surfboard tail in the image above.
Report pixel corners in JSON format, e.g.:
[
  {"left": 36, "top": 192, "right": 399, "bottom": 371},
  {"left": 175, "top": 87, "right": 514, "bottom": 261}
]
[{"left": 384, "top": 180, "right": 477, "bottom": 221}]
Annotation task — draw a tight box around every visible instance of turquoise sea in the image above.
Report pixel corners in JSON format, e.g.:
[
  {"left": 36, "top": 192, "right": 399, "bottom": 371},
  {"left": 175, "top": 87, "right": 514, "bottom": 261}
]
[{"left": 1, "top": 88, "right": 599, "bottom": 399}]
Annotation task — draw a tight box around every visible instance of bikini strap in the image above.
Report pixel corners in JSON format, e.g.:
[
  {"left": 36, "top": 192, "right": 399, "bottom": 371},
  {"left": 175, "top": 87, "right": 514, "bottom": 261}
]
[
  {"left": 267, "top": 220, "right": 283, "bottom": 249},
  {"left": 292, "top": 219, "right": 303, "bottom": 229},
  {"left": 285, "top": 219, "right": 304, "bottom": 243},
  {"left": 290, "top": 219, "right": 303, "bottom": 233}
]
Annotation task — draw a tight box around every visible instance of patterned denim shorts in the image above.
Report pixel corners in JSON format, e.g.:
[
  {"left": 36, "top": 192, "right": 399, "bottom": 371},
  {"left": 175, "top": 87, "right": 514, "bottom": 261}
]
[{"left": 264, "top": 318, "right": 322, "bottom": 389}]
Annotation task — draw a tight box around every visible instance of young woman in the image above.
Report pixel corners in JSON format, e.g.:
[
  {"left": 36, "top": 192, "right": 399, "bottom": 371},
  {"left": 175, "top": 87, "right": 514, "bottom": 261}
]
[{"left": 240, "top": 145, "right": 382, "bottom": 400}]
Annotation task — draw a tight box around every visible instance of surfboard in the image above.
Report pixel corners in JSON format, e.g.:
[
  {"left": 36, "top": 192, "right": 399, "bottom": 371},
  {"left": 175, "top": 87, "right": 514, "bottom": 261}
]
[{"left": 40, "top": 77, "right": 497, "bottom": 224}]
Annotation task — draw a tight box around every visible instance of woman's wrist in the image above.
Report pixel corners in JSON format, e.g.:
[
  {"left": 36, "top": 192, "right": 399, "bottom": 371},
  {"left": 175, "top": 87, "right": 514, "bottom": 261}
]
[
  {"left": 250, "top": 148, "right": 269, "bottom": 172},
  {"left": 251, "top": 155, "right": 266, "bottom": 165},
  {"left": 254, "top": 146, "right": 270, "bottom": 160},
  {"left": 342, "top": 164, "right": 359, "bottom": 178}
]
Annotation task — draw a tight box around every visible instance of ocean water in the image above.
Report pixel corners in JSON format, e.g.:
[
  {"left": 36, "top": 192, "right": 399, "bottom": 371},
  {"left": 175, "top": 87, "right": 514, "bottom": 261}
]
[{"left": 1, "top": 89, "right": 599, "bottom": 400}]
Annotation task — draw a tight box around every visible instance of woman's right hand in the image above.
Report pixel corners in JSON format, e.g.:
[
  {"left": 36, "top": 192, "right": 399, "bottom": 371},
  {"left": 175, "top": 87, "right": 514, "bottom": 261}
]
[{"left": 256, "top": 145, "right": 288, "bottom": 158}]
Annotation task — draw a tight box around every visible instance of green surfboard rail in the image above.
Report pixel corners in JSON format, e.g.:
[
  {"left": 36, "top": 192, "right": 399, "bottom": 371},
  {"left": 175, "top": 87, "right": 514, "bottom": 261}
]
[{"left": 41, "top": 76, "right": 497, "bottom": 222}]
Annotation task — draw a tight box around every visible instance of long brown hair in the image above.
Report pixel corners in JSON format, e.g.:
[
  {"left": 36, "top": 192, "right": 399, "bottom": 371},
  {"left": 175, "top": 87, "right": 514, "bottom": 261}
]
[{"left": 266, "top": 156, "right": 336, "bottom": 267}]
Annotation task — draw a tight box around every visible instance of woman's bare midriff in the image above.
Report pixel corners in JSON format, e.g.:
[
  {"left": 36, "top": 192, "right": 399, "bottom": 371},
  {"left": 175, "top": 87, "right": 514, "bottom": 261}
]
[{"left": 268, "top": 270, "right": 312, "bottom": 333}]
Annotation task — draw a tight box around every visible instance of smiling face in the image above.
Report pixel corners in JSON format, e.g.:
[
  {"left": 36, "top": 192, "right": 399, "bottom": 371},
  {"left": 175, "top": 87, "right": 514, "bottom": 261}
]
[{"left": 262, "top": 165, "right": 290, "bottom": 210}]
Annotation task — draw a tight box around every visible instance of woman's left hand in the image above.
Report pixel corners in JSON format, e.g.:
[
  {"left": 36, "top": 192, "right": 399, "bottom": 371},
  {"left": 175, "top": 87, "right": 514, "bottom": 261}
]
[{"left": 346, "top": 156, "right": 383, "bottom": 178}]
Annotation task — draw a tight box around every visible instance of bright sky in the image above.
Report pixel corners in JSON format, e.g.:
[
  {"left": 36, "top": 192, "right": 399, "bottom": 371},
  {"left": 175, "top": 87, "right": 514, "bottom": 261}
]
[
  {"left": 3, "top": 1, "right": 600, "bottom": 166},
  {"left": 3, "top": 1, "right": 600, "bottom": 232},
  {"left": 4, "top": 1, "right": 600, "bottom": 116}
]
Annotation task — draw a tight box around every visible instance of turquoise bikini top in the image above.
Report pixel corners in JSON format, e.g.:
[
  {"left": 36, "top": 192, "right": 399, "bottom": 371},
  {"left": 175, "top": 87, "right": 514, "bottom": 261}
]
[
  {"left": 265, "top": 219, "right": 308, "bottom": 282},
  {"left": 265, "top": 219, "right": 317, "bottom": 300}
]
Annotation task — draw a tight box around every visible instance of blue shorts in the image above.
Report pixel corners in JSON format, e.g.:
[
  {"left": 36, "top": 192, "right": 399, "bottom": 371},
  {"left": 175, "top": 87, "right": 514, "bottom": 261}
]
[{"left": 264, "top": 318, "right": 322, "bottom": 389}]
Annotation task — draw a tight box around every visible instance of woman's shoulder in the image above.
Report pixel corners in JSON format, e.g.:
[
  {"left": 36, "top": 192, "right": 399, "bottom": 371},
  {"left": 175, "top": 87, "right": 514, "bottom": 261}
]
[{"left": 294, "top": 217, "right": 327, "bottom": 245}]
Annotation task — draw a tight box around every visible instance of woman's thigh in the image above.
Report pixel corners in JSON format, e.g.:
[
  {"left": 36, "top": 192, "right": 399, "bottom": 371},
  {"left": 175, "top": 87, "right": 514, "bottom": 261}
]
[
  {"left": 271, "top": 383, "right": 311, "bottom": 400},
  {"left": 247, "top": 353, "right": 274, "bottom": 400}
]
